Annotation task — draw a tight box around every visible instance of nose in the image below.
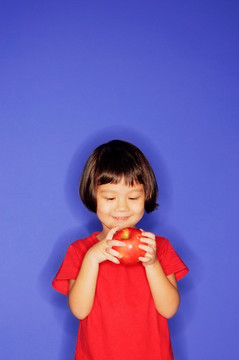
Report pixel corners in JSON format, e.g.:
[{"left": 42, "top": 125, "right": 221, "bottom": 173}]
[{"left": 115, "top": 197, "right": 129, "bottom": 212}]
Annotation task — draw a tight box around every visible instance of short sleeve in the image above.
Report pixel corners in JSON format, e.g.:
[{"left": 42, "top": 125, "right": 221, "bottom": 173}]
[
  {"left": 157, "top": 237, "right": 189, "bottom": 281},
  {"left": 52, "top": 244, "right": 84, "bottom": 295}
]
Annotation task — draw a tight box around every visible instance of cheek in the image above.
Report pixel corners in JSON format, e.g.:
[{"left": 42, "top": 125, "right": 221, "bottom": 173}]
[
  {"left": 96, "top": 200, "right": 111, "bottom": 215},
  {"left": 132, "top": 200, "right": 145, "bottom": 214},
  {"left": 96, "top": 205, "right": 108, "bottom": 223}
]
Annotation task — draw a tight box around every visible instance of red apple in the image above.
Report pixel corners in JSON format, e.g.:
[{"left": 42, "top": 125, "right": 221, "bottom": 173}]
[{"left": 112, "top": 227, "right": 146, "bottom": 265}]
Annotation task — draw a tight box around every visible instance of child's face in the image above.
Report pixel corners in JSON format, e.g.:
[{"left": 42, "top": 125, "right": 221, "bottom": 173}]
[{"left": 96, "top": 178, "right": 145, "bottom": 236}]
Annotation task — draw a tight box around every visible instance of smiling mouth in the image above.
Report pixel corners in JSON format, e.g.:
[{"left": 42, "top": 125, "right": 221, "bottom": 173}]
[{"left": 113, "top": 216, "right": 129, "bottom": 221}]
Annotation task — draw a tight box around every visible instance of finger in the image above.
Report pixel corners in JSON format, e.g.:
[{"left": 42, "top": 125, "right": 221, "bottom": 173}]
[
  {"left": 140, "top": 237, "right": 155, "bottom": 246},
  {"left": 140, "top": 239, "right": 156, "bottom": 252},
  {"left": 106, "top": 253, "right": 121, "bottom": 264},
  {"left": 108, "top": 239, "right": 126, "bottom": 247},
  {"left": 139, "top": 255, "right": 149, "bottom": 261},
  {"left": 140, "top": 230, "right": 155, "bottom": 240},
  {"left": 108, "top": 248, "right": 123, "bottom": 259},
  {"left": 139, "top": 256, "right": 152, "bottom": 263},
  {"left": 105, "top": 240, "right": 125, "bottom": 258},
  {"left": 106, "top": 226, "right": 120, "bottom": 240},
  {"left": 139, "top": 244, "right": 155, "bottom": 254},
  {"left": 139, "top": 249, "right": 155, "bottom": 260}
]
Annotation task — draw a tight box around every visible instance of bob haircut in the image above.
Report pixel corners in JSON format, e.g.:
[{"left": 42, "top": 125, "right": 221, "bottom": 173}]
[{"left": 79, "top": 139, "right": 158, "bottom": 213}]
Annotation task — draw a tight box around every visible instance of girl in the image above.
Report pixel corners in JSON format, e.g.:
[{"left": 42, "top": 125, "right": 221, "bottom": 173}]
[{"left": 52, "top": 140, "right": 189, "bottom": 360}]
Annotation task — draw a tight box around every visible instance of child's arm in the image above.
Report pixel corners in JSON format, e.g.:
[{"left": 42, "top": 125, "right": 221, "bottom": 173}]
[
  {"left": 139, "top": 231, "right": 180, "bottom": 319},
  {"left": 68, "top": 227, "right": 125, "bottom": 320}
]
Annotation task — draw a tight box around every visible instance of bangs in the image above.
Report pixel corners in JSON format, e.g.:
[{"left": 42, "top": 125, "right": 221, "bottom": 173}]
[{"left": 96, "top": 170, "right": 144, "bottom": 187}]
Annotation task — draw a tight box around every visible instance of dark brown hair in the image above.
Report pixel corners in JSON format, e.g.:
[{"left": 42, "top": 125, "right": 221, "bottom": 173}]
[{"left": 79, "top": 140, "right": 158, "bottom": 213}]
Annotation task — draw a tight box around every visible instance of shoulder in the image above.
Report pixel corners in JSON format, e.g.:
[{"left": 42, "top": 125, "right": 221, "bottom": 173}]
[
  {"left": 70, "top": 232, "right": 99, "bottom": 254},
  {"left": 155, "top": 236, "right": 170, "bottom": 252},
  {"left": 155, "top": 236, "right": 189, "bottom": 280},
  {"left": 155, "top": 235, "right": 177, "bottom": 262},
  {"left": 52, "top": 232, "right": 100, "bottom": 295}
]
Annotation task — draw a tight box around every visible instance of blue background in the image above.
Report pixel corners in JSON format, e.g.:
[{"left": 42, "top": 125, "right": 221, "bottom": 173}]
[{"left": 1, "top": 1, "right": 239, "bottom": 359}]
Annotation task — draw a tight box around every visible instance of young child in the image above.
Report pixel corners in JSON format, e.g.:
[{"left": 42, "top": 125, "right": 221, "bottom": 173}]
[{"left": 52, "top": 139, "right": 189, "bottom": 360}]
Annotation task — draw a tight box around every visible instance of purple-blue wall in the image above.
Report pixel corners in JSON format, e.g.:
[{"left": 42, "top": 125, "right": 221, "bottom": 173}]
[{"left": 1, "top": 1, "right": 238, "bottom": 359}]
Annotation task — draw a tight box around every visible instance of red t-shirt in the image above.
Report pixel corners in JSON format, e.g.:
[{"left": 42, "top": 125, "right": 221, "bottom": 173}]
[{"left": 52, "top": 232, "right": 189, "bottom": 360}]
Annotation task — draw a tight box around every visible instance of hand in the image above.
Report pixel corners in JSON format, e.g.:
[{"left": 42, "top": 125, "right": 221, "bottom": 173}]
[
  {"left": 86, "top": 227, "right": 126, "bottom": 265},
  {"left": 138, "top": 230, "right": 157, "bottom": 267}
]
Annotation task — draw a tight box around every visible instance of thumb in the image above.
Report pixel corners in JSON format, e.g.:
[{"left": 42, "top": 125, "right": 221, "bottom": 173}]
[{"left": 107, "top": 226, "right": 120, "bottom": 240}]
